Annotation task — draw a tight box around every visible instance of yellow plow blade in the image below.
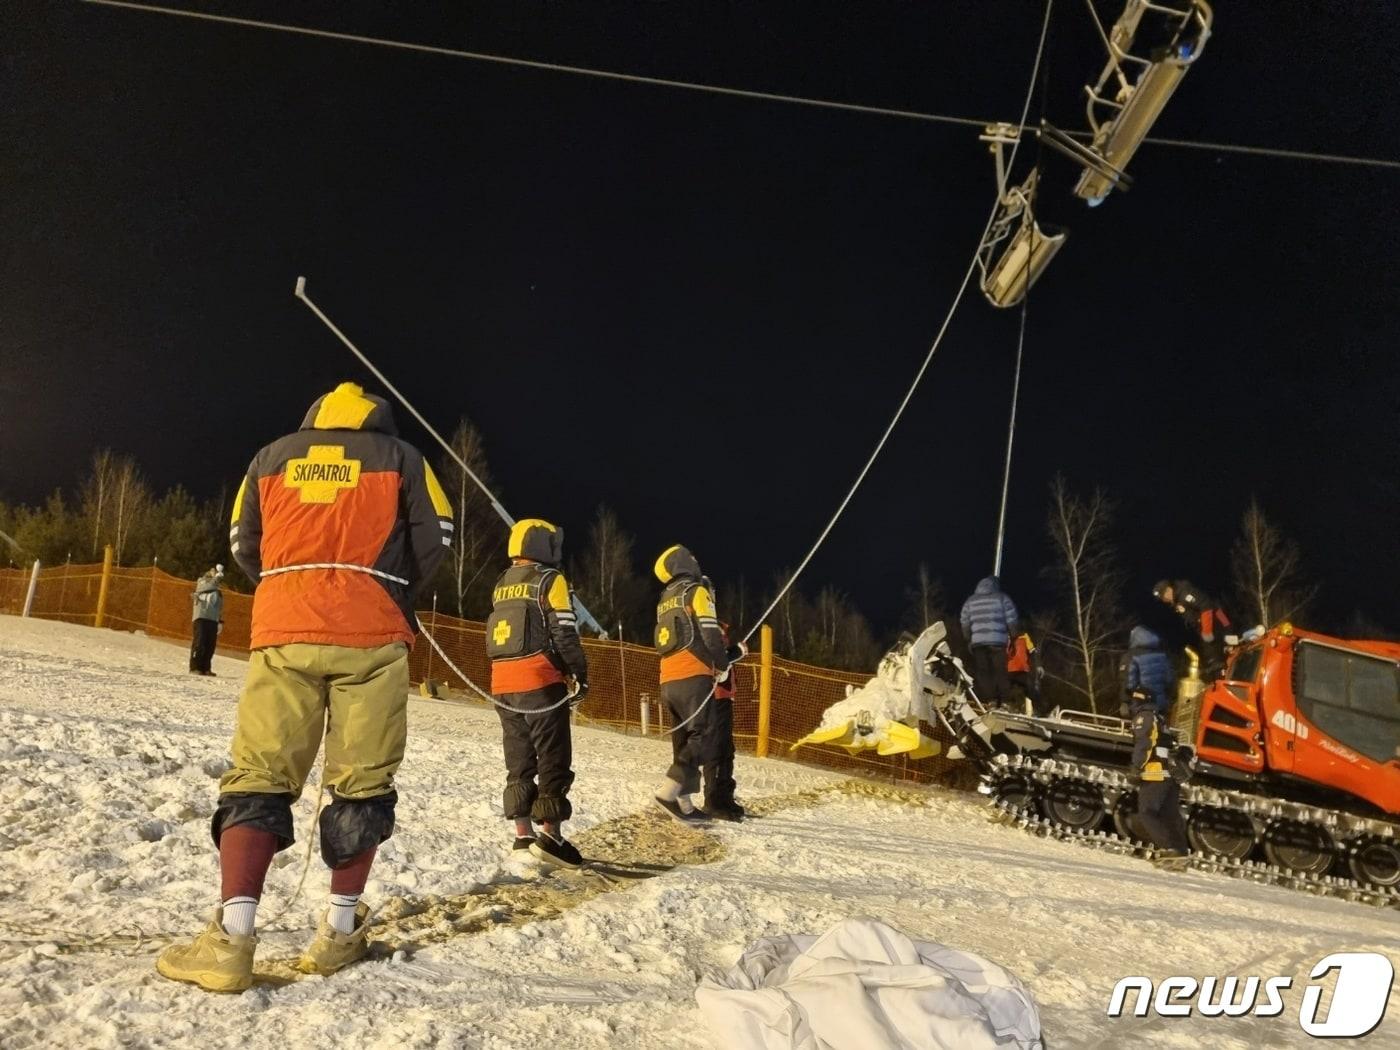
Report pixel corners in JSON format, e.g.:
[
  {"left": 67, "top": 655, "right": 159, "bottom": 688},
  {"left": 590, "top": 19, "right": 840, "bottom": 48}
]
[
  {"left": 791, "top": 719, "right": 859, "bottom": 751},
  {"left": 875, "top": 722, "right": 942, "bottom": 760}
]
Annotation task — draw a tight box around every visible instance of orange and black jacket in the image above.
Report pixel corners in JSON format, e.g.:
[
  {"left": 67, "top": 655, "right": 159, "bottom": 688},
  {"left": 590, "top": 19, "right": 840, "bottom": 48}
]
[
  {"left": 654, "top": 546, "right": 730, "bottom": 684},
  {"left": 230, "top": 383, "right": 454, "bottom": 650},
  {"left": 487, "top": 559, "right": 589, "bottom": 694}
]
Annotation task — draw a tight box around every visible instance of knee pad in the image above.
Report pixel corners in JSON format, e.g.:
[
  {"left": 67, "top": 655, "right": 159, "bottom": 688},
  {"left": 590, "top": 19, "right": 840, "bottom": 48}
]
[
  {"left": 319, "top": 790, "right": 397, "bottom": 868},
  {"left": 211, "top": 792, "right": 296, "bottom": 851},
  {"left": 503, "top": 782, "right": 538, "bottom": 821},
  {"left": 531, "top": 793, "right": 572, "bottom": 824}
]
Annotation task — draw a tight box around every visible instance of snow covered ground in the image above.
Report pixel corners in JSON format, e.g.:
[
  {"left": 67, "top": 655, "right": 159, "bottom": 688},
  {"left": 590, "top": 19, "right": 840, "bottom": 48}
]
[{"left": 1, "top": 614, "right": 1397, "bottom": 1050}]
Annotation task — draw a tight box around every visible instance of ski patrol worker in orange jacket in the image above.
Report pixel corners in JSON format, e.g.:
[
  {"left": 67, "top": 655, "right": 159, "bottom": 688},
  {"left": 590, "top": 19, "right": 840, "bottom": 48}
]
[
  {"left": 652, "top": 545, "right": 744, "bottom": 822},
  {"left": 486, "top": 518, "right": 589, "bottom": 868},
  {"left": 157, "top": 382, "right": 453, "bottom": 993}
]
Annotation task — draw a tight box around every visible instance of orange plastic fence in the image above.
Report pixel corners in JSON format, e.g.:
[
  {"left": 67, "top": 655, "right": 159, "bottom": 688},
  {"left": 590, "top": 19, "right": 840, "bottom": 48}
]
[{"left": 0, "top": 562, "right": 965, "bottom": 787}]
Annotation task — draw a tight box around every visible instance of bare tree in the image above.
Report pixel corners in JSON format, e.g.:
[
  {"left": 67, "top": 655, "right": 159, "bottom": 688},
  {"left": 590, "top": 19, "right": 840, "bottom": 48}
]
[
  {"left": 1043, "top": 476, "right": 1125, "bottom": 712},
  {"left": 1230, "top": 498, "right": 1318, "bottom": 629},
  {"left": 80, "top": 448, "right": 117, "bottom": 557},
  {"left": 110, "top": 456, "right": 149, "bottom": 564},
  {"left": 903, "top": 562, "right": 946, "bottom": 631},
  {"left": 435, "top": 418, "right": 502, "bottom": 617},
  {"left": 573, "top": 505, "right": 642, "bottom": 635}
]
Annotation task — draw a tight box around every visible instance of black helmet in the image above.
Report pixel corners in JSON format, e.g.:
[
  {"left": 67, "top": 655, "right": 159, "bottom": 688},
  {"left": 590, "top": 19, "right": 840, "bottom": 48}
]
[
  {"left": 509, "top": 518, "right": 564, "bottom": 566},
  {"left": 654, "top": 545, "right": 701, "bottom": 583}
]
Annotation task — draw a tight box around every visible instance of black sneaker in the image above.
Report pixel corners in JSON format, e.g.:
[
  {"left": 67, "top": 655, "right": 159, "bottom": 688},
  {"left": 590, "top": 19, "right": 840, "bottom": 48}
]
[
  {"left": 653, "top": 796, "right": 709, "bottom": 824},
  {"left": 703, "top": 801, "right": 745, "bottom": 822},
  {"left": 529, "top": 832, "right": 584, "bottom": 869},
  {"left": 512, "top": 836, "right": 535, "bottom": 852}
]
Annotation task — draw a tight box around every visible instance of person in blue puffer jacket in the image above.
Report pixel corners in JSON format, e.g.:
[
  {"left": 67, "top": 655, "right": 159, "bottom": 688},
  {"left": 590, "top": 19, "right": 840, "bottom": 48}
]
[
  {"left": 1119, "top": 625, "right": 1174, "bottom": 717},
  {"left": 959, "top": 576, "right": 1020, "bottom": 705}
]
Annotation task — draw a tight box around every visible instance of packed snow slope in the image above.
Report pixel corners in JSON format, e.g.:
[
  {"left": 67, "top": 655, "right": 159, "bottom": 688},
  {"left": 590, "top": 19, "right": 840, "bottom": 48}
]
[{"left": 1, "top": 615, "right": 1397, "bottom": 1050}]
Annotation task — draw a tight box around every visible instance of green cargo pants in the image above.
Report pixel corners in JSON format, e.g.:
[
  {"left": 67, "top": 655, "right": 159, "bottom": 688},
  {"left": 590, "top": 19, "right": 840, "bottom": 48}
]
[{"left": 219, "top": 641, "right": 409, "bottom": 801}]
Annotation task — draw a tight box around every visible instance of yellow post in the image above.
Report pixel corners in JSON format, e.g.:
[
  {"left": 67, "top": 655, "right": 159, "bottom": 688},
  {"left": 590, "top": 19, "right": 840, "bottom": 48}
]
[
  {"left": 94, "top": 545, "right": 114, "bottom": 628},
  {"left": 756, "top": 624, "right": 774, "bottom": 758}
]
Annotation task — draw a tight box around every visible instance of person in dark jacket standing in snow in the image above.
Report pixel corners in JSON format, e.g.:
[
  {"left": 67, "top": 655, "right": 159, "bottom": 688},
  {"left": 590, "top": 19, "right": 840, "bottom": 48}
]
[
  {"left": 1152, "top": 579, "right": 1236, "bottom": 679},
  {"left": 485, "top": 518, "right": 589, "bottom": 868},
  {"left": 1123, "top": 625, "right": 1190, "bottom": 863},
  {"left": 189, "top": 565, "right": 224, "bottom": 675},
  {"left": 652, "top": 545, "right": 745, "bottom": 822},
  {"left": 959, "top": 577, "right": 1020, "bottom": 705}
]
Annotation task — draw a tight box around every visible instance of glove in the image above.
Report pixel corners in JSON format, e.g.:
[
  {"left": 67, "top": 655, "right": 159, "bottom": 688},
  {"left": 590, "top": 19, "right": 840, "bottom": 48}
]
[
  {"left": 1170, "top": 744, "right": 1197, "bottom": 782},
  {"left": 725, "top": 642, "right": 748, "bottom": 665},
  {"left": 566, "top": 678, "right": 589, "bottom": 707}
]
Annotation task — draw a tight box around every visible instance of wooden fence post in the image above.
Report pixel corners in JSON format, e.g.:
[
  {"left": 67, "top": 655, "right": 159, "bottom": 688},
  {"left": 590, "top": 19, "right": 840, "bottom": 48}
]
[
  {"left": 756, "top": 624, "right": 774, "bottom": 758},
  {"left": 94, "top": 545, "right": 114, "bottom": 628},
  {"left": 21, "top": 560, "right": 41, "bottom": 617}
]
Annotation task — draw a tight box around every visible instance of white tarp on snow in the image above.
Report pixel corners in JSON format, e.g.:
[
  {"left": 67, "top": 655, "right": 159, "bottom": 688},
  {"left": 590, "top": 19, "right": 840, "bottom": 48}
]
[{"left": 696, "top": 918, "right": 1044, "bottom": 1050}]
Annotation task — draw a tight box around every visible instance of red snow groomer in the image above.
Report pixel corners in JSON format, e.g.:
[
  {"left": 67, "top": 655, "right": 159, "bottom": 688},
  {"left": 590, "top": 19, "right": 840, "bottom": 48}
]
[{"left": 923, "top": 624, "right": 1400, "bottom": 903}]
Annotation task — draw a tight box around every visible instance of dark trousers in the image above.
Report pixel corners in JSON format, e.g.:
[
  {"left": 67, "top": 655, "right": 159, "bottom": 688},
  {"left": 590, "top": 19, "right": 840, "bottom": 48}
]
[
  {"left": 1138, "top": 777, "right": 1190, "bottom": 853},
  {"left": 497, "top": 683, "right": 574, "bottom": 824},
  {"left": 662, "top": 676, "right": 716, "bottom": 795},
  {"left": 190, "top": 618, "right": 218, "bottom": 673},
  {"left": 970, "top": 645, "right": 1012, "bottom": 704},
  {"left": 703, "top": 698, "right": 737, "bottom": 807}
]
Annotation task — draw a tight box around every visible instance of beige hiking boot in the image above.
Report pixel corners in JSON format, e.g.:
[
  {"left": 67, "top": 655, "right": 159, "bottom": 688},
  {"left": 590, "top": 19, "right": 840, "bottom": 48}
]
[
  {"left": 155, "top": 908, "right": 256, "bottom": 993},
  {"left": 295, "top": 901, "right": 372, "bottom": 976}
]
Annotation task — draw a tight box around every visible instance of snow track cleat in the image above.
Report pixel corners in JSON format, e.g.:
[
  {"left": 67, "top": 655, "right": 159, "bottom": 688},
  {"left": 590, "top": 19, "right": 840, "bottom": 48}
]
[
  {"left": 155, "top": 908, "right": 256, "bottom": 993},
  {"left": 297, "top": 901, "right": 373, "bottom": 976},
  {"left": 530, "top": 832, "right": 584, "bottom": 869}
]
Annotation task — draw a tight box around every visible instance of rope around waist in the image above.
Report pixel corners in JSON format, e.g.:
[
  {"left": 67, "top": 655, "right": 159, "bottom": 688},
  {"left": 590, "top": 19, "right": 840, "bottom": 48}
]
[{"left": 260, "top": 562, "right": 410, "bottom": 586}]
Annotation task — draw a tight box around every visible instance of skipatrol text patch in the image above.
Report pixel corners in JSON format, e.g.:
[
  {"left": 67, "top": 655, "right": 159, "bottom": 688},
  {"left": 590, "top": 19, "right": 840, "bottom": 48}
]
[{"left": 284, "top": 445, "right": 362, "bottom": 504}]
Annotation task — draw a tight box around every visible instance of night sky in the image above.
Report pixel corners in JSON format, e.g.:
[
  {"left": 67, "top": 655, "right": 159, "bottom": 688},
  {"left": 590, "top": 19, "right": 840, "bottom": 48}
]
[{"left": 4, "top": 2, "right": 1398, "bottom": 634}]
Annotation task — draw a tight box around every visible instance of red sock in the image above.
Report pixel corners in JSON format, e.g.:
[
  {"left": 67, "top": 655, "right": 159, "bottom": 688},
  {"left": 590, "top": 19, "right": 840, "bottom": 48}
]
[
  {"left": 330, "top": 846, "right": 378, "bottom": 895},
  {"left": 219, "top": 825, "right": 278, "bottom": 901}
]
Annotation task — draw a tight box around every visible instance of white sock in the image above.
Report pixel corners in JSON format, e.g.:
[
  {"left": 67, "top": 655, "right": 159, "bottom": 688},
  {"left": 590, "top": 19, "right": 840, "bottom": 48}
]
[
  {"left": 328, "top": 893, "right": 361, "bottom": 935},
  {"left": 222, "top": 896, "right": 257, "bottom": 936},
  {"left": 657, "top": 779, "right": 683, "bottom": 802},
  {"left": 676, "top": 795, "right": 696, "bottom": 814}
]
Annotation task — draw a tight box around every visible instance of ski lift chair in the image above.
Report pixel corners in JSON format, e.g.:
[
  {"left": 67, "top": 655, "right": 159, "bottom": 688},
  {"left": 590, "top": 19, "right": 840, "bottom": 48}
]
[
  {"left": 976, "top": 123, "right": 1067, "bottom": 308},
  {"left": 1069, "top": 0, "right": 1213, "bottom": 204}
]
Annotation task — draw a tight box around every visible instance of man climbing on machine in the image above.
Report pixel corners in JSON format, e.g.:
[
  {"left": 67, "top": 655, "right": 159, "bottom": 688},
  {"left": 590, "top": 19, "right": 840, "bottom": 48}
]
[
  {"left": 1152, "top": 579, "right": 1236, "bottom": 678},
  {"left": 157, "top": 381, "right": 453, "bottom": 992},
  {"left": 485, "top": 518, "right": 590, "bottom": 868},
  {"left": 652, "top": 545, "right": 744, "bottom": 822}
]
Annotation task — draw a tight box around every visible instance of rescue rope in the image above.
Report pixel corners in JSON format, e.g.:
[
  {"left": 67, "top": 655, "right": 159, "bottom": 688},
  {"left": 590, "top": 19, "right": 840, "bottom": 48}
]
[
  {"left": 662, "top": 0, "right": 1057, "bottom": 740},
  {"left": 261, "top": 563, "right": 410, "bottom": 586},
  {"left": 416, "top": 617, "right": 579, "bottom": 716},
  {"left": 82, "top": 0, "right": 1400, "bottom": 172}
]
